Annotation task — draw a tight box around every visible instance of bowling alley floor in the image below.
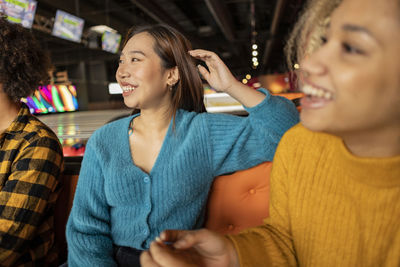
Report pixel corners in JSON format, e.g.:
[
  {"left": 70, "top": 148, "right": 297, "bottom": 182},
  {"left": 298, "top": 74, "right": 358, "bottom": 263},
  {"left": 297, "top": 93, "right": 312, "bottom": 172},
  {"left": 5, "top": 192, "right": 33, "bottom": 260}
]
[{"left": 39, "top": 109, "right": 132, "bottom": 141}]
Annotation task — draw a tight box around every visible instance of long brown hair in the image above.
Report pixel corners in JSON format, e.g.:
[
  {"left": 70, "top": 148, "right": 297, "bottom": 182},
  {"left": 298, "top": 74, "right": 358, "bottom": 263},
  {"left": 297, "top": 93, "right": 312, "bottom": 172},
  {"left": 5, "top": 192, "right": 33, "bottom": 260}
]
[{"left": 124, "top": 24, "right": 206, "bottom": 121}]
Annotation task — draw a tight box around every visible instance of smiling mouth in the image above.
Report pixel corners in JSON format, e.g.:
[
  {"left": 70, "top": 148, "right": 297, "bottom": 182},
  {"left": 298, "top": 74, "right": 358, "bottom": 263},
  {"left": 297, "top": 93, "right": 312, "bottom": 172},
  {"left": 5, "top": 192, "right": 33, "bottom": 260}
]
[
  {"left": 121, "top": 85, "right": 137, "bottom": 92},
  {"left": 301, "top": 84, "right": 333, "bottom": 100}
]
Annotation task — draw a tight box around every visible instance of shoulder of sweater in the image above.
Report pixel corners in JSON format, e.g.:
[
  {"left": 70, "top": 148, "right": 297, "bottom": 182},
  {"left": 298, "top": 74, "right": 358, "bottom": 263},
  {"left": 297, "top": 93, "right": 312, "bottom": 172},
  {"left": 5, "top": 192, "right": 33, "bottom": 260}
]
[
  {"left": 88, "top": 115, "right": 132, "bottom": 145},
  {"left": 279, "top": 123, "right": 340, "bottom": 149},
  {"left": 282, "top": 123, "right": 313, "bottom": 140},
  {"left": 175, "top": 109, "right": 209, "bottom": 128},
  {"left": 193, "top": 110, "right": 243, "bottom": 125}
]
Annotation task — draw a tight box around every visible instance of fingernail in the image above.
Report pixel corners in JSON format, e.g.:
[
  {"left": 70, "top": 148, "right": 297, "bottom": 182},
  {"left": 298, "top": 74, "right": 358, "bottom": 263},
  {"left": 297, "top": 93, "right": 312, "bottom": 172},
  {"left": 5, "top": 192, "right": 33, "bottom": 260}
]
[
  {"left": 155, "top": 237, "right": 162, "bottom": 243},
  {"left": 159, "top": 232, "right": 166, "bottom": 240}
]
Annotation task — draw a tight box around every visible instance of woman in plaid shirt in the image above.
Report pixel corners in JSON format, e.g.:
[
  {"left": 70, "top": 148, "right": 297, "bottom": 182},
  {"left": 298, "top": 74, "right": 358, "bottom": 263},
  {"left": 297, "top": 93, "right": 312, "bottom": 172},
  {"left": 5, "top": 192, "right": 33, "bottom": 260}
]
[{"left": 0, "top": 16, "right": 64, "bottom": 266}]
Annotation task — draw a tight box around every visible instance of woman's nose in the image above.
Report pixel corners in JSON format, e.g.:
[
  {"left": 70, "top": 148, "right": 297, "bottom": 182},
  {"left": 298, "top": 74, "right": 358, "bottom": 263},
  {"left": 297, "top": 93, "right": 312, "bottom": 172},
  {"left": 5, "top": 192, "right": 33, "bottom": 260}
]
[
  {"left": 117, "top": 66, "right": 129, "bottom": 79},
  {"left": 300, "top": 46, "right": 329, "bottom": 77},
  {"left": 300, "top": 55, "right": 328, "bottom": 77}
]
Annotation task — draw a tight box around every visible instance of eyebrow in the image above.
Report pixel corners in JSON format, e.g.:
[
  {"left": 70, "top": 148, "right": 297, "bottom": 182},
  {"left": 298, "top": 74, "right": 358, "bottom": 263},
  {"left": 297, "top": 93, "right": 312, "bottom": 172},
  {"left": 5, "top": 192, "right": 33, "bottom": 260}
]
[
  {"left": 342, "top": 24, "right": 377, "bottom": 41},
  {"left": 120, "top": 50, "right": 146, "bottom": 57}
]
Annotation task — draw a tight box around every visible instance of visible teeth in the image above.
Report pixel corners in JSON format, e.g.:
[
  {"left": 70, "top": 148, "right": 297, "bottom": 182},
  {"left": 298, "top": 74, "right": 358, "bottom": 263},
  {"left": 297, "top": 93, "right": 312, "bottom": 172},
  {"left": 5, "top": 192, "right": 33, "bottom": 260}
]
[
  {"left": 122, "top": 86, "right": 136, "bottom": 92},
  {"left": 301, "top": 84, "right": 333, "bottom": 100},
  {"left": 324, "top": 91, "right": 332, "bottom": 99}
]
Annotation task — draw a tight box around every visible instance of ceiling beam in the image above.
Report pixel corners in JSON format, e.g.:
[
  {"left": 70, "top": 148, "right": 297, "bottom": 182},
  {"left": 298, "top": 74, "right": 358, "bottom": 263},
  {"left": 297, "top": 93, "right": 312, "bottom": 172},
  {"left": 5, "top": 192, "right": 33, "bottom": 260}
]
[
  {"left": 203, "top": 0, "right": 247, "bottom": 69},
  {"left": 128, "top": 0, "right": 185, "bottom": 33},
  {"left": 83, "top": 0, "right": 142, "bottom": 30},
  {"left": 204, "top": 0, "right": 236, "bottom": 42},
  {"left": 261, "top": 0, "right": 287, "bottom": 72}
]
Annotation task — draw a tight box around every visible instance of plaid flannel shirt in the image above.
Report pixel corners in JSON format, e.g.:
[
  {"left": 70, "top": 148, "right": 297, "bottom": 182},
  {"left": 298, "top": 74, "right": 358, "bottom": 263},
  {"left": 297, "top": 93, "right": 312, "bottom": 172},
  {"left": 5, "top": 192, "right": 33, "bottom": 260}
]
[{"left": 0, "top": 104, "right": 63, "bottom": 266}]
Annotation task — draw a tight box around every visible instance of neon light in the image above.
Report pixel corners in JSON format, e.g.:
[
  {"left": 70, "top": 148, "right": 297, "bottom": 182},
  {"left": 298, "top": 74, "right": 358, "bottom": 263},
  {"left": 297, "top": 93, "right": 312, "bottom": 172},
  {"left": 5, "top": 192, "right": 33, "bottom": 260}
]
[
  {"left": 51, "top": 85, "right": 65, "bottom": 112},
  {"left": 59, "top": 85, "right": 75, "bottom": 111},
  {"left": 22, "top": 84, "right": 79, "bottom": 114}
]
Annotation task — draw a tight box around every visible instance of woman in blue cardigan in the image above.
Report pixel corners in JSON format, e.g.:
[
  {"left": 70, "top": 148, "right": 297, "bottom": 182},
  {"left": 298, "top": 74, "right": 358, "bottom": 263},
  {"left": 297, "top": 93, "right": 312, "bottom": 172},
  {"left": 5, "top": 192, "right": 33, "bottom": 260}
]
[{"left": 66, "top": 24, "right": 299, "bottom": 267}]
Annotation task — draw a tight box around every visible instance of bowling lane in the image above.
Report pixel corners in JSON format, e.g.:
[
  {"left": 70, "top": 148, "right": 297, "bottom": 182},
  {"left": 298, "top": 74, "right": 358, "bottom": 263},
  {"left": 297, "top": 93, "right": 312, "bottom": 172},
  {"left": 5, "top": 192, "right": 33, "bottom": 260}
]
[
  {"left": 39, "top": 109, "right": 131, "bottom": 158},
  {"left": 39, "top": 109, "right": 131, "bottom": 141}
]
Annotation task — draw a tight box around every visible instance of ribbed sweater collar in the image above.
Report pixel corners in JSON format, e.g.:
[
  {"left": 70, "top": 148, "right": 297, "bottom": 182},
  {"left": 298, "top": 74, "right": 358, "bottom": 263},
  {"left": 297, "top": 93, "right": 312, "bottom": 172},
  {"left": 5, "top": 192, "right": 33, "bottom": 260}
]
[{"left": 333, "top": 137, "right": 400, "bottom": 187}]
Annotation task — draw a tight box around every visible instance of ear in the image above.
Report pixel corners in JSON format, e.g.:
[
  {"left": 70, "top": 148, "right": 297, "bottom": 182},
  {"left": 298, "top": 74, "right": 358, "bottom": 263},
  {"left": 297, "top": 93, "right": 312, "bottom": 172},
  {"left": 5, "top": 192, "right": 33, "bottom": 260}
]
[{"left": 166, "top": 66, "right": 179, "bottom": 87}]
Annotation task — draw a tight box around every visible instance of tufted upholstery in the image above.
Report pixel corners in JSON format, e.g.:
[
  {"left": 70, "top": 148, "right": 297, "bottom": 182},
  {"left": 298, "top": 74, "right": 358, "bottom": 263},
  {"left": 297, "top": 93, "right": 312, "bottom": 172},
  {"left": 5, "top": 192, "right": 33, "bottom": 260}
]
[{"left": 204, "top": 161, "right": 272, "bottom": 234}]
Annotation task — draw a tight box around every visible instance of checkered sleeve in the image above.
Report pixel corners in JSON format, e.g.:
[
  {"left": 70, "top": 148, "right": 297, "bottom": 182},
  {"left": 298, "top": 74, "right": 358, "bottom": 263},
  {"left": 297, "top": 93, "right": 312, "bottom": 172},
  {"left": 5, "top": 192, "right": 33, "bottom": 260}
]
[{"left": 0, "top": 135, "right": 63, "bottom": 265}]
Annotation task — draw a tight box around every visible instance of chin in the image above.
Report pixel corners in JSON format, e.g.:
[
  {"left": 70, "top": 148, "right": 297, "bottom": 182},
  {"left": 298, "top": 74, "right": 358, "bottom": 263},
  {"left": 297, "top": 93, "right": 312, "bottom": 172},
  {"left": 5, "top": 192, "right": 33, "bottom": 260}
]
[
  {"left": 300, "top": 112, "right": 331, "bottom": 133},
  {"left": 123, "top": 99, "right": 139, "bottom": 109}
]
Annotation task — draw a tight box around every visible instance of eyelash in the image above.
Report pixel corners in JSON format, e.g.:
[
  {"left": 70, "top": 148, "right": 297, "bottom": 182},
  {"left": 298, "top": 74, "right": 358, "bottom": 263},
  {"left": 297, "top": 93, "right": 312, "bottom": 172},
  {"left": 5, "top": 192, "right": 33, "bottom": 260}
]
[
  {"left": 118, "top": 58, "right": 139, "bottom": 64},
  {"left": 342, "top": 43, "right": 364, "bottom": 54},
  {"left": 320, "top": 36, "right": 364, "bottom": 55}
]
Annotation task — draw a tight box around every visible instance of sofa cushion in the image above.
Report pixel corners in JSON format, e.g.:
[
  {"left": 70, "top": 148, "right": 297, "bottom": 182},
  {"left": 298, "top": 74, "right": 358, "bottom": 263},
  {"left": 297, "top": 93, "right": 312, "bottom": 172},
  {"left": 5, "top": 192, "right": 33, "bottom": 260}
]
[{"left": 205, "top": 161, "right": 272, "bottom": 234}]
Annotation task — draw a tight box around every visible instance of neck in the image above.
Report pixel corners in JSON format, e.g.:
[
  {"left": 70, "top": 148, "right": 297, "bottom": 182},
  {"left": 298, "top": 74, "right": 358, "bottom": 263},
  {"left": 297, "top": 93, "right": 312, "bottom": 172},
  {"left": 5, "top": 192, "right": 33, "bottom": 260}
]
[
  {"left": 135, "top": 103, "right": 174, "bottom": 134},
  {"left": 0, "top": 91, "right": 20, "bottom": 133},
  {"left": 341, "top": 125, "right": 400, "bottom": 158}
]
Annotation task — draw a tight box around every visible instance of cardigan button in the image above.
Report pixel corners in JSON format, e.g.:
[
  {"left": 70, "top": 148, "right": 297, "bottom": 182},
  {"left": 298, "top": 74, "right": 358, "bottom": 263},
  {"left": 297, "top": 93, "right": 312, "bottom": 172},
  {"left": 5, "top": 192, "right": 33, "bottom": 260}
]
[
  {"left": 249, "top": 189, "right": 255, "bottom": 194},
  {"left": 143, "top": 176, "right": 150, "bottom": 183},
  {"left": 228, "top": 225, "right": 234, "bottom": 230}
]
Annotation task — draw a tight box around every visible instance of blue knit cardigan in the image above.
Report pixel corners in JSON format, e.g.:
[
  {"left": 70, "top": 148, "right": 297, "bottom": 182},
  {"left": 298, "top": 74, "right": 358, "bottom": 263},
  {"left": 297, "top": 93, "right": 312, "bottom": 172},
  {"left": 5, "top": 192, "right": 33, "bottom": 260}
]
[{"left": 66, "top": 89, "right": 299, "bottom": 266}]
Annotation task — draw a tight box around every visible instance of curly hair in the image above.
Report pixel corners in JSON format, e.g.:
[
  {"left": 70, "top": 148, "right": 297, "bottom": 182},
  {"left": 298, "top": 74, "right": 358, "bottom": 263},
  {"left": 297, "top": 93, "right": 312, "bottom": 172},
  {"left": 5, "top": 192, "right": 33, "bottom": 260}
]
[
  {"left": 0, "top": 15, "right": 51, "bottom": 102},
  {"left": 285, "top": 0, "right": 342, "bottom": 71}
]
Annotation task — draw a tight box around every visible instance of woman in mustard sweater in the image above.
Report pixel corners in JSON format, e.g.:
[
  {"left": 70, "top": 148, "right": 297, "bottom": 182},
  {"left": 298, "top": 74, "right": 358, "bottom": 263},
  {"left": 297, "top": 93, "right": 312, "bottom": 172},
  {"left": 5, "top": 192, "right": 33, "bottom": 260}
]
[{"left": 140, "top": 0, "right": 400, "bottom": 266}]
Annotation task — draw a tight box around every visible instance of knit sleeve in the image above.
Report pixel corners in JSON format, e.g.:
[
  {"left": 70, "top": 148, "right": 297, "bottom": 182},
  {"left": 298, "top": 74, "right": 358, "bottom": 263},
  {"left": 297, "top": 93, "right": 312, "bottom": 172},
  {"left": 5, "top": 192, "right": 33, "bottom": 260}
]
[
  {"left": 206, "top": 88, "right": 299, "bottom": 176},
  {"left": 66, "top": 138, "right": 116, "bottom": 267},
  {"left": 226, "top": 128, "right": 298, "bottom": 266}
]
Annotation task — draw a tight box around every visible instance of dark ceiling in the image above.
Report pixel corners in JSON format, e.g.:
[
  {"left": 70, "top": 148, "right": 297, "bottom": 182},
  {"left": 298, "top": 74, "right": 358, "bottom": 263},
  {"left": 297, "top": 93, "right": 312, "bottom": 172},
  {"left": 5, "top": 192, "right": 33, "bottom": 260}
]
[{"left": 32, "top": 0, "right": 305, "bottom": 77}]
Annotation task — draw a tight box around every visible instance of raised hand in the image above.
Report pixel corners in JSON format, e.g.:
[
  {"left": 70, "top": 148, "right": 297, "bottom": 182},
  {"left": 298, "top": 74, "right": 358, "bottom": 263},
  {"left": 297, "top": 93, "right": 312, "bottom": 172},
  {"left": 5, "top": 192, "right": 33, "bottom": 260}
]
[
  {"left": 140, "top": 229, "right": 239, "bottom": 267},
  {"left": 189, "top": 49, "right": 240, "bottom": 94},
  {"left": 189, "top": 49, "right": 265, "bottom": 107}
]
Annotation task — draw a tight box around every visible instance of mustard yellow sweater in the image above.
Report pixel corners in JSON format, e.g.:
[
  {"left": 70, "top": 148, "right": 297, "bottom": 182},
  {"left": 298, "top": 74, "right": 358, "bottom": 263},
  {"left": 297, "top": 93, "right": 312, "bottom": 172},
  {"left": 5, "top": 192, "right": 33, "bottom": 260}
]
[{"left": 228, "top": 124, "right": 400, "bottom": 267}]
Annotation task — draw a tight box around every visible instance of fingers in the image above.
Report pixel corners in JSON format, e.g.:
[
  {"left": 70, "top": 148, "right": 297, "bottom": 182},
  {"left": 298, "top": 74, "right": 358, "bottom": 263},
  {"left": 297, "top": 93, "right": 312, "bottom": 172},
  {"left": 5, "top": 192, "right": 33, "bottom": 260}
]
[
  {"left": 159, "top": 230, "right": 180, "bottom": 242},
  {"left": 159, "top": 229, "right": 206, "bottom": 250},
  {"left": 188, "top": 49, "right": 217, "bottom": 60},
  {"left": 147, "top": 240, "right": 194, "bottom": 267},
  {"left": 189, "top": 49, "right": 232, "bottom": 88},
  {"left": 148, "top": 241, "right": 174, "bottom": 266},
  {"left": 197, "top": 65, "right": 210, "bottom": 81},
  {"left": 140, "top": 250, "right": 162, "bottom": 267},
  {"left": 141, "top": 241, "right": 178, "bottom": 267},
  {"left": 189, "top": 49, "right": 222, "bottom": 69},
  {"left": 159, "top": 230, "right": 189, "bottom": 246}
]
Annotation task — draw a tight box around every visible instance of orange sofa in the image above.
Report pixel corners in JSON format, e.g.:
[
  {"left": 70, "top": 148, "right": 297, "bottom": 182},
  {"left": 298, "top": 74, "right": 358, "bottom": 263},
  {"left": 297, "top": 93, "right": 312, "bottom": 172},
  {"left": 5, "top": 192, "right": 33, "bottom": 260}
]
[
  {"left": 54, "top": 161, "right": 272, "bottom": 261},
  {"left": 205, "top": 161, "right": 271, "bottom": 234}
]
